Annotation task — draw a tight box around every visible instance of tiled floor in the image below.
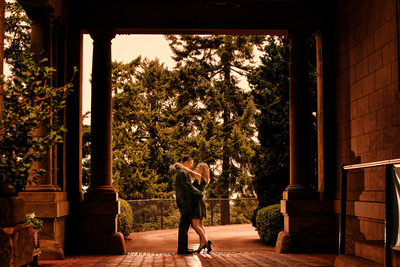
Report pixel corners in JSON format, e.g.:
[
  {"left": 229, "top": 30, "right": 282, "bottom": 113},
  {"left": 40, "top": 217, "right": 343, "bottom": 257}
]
[
  {"left": 40, "top": 252, "right": 336, "bottom": 266},
  {"left": 39, "top": 224, "right": 337, "bottom": 266}
]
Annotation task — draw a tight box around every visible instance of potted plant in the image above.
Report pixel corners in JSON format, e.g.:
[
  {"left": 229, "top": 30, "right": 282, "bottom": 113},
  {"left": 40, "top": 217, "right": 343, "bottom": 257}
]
[{"left": 26, "top": 212, "right": 43, "bottom": 266}]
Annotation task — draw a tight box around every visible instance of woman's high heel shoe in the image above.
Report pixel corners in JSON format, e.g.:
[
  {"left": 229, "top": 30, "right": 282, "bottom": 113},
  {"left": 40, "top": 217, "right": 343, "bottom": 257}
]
[
  {"left": 206, "top": 240, "right": 213, "bottom": 253},
  {"left": 197, "top": 244, "right": 207, "bottom": 253}
]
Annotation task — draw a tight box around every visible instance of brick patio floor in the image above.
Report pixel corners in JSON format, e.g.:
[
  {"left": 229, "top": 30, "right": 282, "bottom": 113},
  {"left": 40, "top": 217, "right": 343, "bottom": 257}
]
[{"left": 39, "top": 224, "right": 337, "bottom": 266}]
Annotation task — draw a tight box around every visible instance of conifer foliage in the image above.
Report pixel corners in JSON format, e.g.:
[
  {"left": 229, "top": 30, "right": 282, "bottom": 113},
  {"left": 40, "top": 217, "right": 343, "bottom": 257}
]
[
  {"left": 167, "top": 35, "right": 264, "bottom": 198},
  {"left": 248, "top": 36, "right": 290, "bottom": 208},
  {"left": 112, "top": 57, "right": 181, "bottom": 199}
]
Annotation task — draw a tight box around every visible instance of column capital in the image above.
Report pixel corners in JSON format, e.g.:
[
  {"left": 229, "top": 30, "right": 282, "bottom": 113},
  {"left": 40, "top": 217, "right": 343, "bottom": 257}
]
[
  {"left": 286, "top": 31, "right": 312, "bottom": 48},
  {"left": 19, "top": 0, "right": 55, "bottom": 23},
  {"left": 88, "top": 28, "right": 116, "bottom": 43},
  {"left": 89, "top": 26, "right": 115, "bottom": 194}
]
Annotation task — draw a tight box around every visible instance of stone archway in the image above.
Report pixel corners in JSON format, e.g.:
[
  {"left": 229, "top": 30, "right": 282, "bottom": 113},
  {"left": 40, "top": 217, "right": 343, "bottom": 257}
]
[{"left": 15, "top": 0, "right": 336, "bottom": 255}]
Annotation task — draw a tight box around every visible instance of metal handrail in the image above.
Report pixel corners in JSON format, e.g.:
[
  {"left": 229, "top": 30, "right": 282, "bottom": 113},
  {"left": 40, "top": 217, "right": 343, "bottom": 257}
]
[
  {"left": 340, "top": 158, "right": 400, "bottom": 267},
  {"left": 128, "top": 197, "right": 258, "bottom": 201},
  {"left": 342, "top": 159, "right": 400, "bottom": 170}
]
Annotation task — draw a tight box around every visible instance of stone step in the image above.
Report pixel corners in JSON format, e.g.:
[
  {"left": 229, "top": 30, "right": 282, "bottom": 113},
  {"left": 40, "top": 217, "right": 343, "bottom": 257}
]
[
  {"left": 354, "top": 240, "right": 384, "bottom": 265},
  {"left": 334, "top": 254, "right": 382, "bottom": 267}
]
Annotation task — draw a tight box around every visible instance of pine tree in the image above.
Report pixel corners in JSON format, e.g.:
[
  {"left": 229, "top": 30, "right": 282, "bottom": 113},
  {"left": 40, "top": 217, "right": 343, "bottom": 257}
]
[
  {"left": 248, "top": 36, "right": 290, "bottom": 209},
  {"left": 112, "top": 57, "right": 183, "bottom": 199},
  {"left": 167, "top": 35, "right": 264, "bottom": 199},
  {"left": 4, "top": 0, "right": 31, "bottom": 76}
]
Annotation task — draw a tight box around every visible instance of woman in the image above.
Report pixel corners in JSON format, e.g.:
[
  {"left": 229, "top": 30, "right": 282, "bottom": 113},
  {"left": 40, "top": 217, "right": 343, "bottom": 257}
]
[{"left": 174, "top": 162, "right": 212, "bottom": 253}]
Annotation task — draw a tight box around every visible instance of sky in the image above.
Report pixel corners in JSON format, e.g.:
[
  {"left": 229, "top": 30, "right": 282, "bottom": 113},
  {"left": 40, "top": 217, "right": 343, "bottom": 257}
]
[{"left": 83, "top": 34, "right": 176, "bottom": 123}]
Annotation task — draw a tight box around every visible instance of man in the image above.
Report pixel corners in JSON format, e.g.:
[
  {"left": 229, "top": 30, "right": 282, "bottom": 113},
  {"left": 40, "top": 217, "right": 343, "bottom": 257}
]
[{"left": 174, "top": 155, "right": 203, "bottom": 254}]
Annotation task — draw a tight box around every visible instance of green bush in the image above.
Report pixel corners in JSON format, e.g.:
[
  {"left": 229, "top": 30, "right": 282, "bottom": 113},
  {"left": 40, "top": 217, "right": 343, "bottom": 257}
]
[
  {"left": 256, "top": 204, "right": 283, "bottom": 245},
  {"left": 118, "top": 198, "right": 134, "bottom": 237}
]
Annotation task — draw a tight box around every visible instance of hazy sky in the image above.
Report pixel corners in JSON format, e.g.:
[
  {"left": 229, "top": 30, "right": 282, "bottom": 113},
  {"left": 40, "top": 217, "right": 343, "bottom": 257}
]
[{"left": 83, "top": 34, "right": 175, "bottom": 122}]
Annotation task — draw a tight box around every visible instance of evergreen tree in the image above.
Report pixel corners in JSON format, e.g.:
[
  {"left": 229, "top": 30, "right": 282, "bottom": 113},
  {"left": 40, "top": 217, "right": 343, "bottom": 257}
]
[
  {"left": 4, "top": 0, "right": 31, "bottom": 76},
  {"left": 82, "top": 112, "right": 91, "bottom": 188},
  {"left": 112, "top": 57, "right": 182, "bottom": 199},
  {"left": 248, "top": 36, "right": 290, "bottom": 208},
  {"left": 167, "top": 35, "right": 264, "bottom": 198}
]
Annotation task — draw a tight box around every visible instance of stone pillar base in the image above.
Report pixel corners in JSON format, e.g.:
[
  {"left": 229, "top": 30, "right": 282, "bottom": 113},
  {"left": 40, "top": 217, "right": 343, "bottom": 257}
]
[
  {"left": 279, "top": 196, "right": 336, "bottom": 253},
  {"left": 40, "top": 239, "right": 64, "bottom": 260},
  {"left": 20, "top": 192, "right": 69, "bottom": 247},
  {"left": 78, "top": 191, "right": 122, "bottom": 254},
  {"left": 275, "top": 231, "right": 294, "bottom": 253},
  {"left": 108, "top": 232, "right": 126, "bottom": 255}
]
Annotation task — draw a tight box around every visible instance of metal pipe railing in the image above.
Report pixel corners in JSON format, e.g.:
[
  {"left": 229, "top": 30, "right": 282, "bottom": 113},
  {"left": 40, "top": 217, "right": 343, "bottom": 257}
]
[
  {"left": 127, "top": 198, "right": 258, "bottom": 231},
  {"left": 342, "top": 159, "right": 400, "bottom": 170},
  {"left": 340, "top": 158, "right": 400, "bottom": 267}
]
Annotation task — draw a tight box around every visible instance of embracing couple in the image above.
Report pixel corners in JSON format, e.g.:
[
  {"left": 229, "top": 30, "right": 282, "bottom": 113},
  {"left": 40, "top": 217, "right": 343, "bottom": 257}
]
[{"left": 172, "top": 155, "right": 213, "bottom": 255}]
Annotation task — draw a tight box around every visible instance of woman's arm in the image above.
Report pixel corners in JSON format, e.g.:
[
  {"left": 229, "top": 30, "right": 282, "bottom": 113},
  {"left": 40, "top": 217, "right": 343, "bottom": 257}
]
[{"left": 174, "top": 163, "right": 202, "bottom": 183}]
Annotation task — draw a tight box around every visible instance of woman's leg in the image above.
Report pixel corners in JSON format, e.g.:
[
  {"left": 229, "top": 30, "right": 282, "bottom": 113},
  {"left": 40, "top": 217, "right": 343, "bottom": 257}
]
[
  {"left": 199, "top": 219, "right": 207, "bottom": 241},
  {"left": 191, "top": 218, "right": 207, "bottom": 246}
]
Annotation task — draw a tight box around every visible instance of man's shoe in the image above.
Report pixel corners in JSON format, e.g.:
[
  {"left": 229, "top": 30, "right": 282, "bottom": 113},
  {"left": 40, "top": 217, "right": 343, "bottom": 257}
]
[{"left": 177, "top": 249, "right": 195, "bottom": 255}]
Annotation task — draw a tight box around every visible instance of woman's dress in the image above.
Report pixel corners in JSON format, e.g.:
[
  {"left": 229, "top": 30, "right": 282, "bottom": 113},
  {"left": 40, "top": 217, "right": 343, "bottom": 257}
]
[{"left": 192, "top": 175, "right": 206, "bottom": 219}]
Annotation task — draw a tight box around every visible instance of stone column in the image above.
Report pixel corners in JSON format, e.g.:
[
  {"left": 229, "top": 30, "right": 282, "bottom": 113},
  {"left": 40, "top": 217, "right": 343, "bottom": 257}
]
[
  {"left": 25, "top": 11, "right": 59, "bottom": 192},
  {"left": 63, "top": 14, "right": 83, "bottom": 254},
  {"left": 79, "top": 29, "right": 124, "bottom": 254},
  {"left": 19, "top": 2, "right": 69, "bottom": 259},
  {"left": 276, "top": 32, "right": 335, "bottom": 253},
  {"left": 286, "top": 32, "right": 314, "bottom": 195},
  {"left": 88, "top": 30, "right": 115, "bottom": 193}
]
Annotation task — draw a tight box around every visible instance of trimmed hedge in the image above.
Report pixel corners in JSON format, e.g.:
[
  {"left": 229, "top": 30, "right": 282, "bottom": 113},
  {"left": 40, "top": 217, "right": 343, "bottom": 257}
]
[
  {"left": 118, "top": 198, "right": 134, "bottom": 237},
  {"left": 256, "top": 204, "right": 283, "bottom": 245}
]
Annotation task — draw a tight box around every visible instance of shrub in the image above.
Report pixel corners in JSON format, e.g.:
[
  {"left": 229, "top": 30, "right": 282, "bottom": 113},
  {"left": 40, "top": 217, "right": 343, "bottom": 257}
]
[
  {"left": 118, "top": 198, "right": 134, "bottom": 237},
  {"left": 251, "top": 207, "right": 260, "bottom": 227},
  {"left": 0, "top": 54, "right": 74, "bottom": 192},
  {"left": 256, "top": 204, "right": 283, "bottom": 245}
]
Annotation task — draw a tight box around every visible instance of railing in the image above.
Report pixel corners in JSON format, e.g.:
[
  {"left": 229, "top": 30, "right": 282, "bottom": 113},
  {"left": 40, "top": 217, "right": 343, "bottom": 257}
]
[
  {"left": 340, "top": 158, "right": 400, "bottom": 267},
  {"left": 127, "top": 198, "right": 258, "bottom": 232}
]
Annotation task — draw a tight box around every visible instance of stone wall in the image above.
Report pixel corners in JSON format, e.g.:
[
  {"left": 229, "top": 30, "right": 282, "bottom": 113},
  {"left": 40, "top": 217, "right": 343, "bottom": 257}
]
[
  {"left": 333, "top": 0, "right": 400, "bottom": 255},
  {"left": 0, "top": 196, "right": 34, "bottom": 267}
]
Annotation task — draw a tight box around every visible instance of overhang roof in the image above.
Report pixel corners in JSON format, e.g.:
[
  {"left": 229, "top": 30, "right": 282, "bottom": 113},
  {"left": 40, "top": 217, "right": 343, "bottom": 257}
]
[{"left": 21, "top": 0, "right": 334, "bottom": 35}]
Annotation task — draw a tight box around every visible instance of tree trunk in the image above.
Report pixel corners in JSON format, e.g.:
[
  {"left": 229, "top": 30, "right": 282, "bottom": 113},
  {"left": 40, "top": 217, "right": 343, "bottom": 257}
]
[{"left": 220, "top": 66, "right": 231, "bottom": 225}]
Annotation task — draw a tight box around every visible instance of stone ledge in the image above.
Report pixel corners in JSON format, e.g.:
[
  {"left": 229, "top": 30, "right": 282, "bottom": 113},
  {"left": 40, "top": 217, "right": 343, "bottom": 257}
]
[
  {"left": 334, "top": 254, "right": 381, "bottom": 267},
  {"left": 24, "top": 200, "right": 69, "bottom": 218},
  {"left": 20, "top": 192, "right": 67, "bottom": 202}
]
